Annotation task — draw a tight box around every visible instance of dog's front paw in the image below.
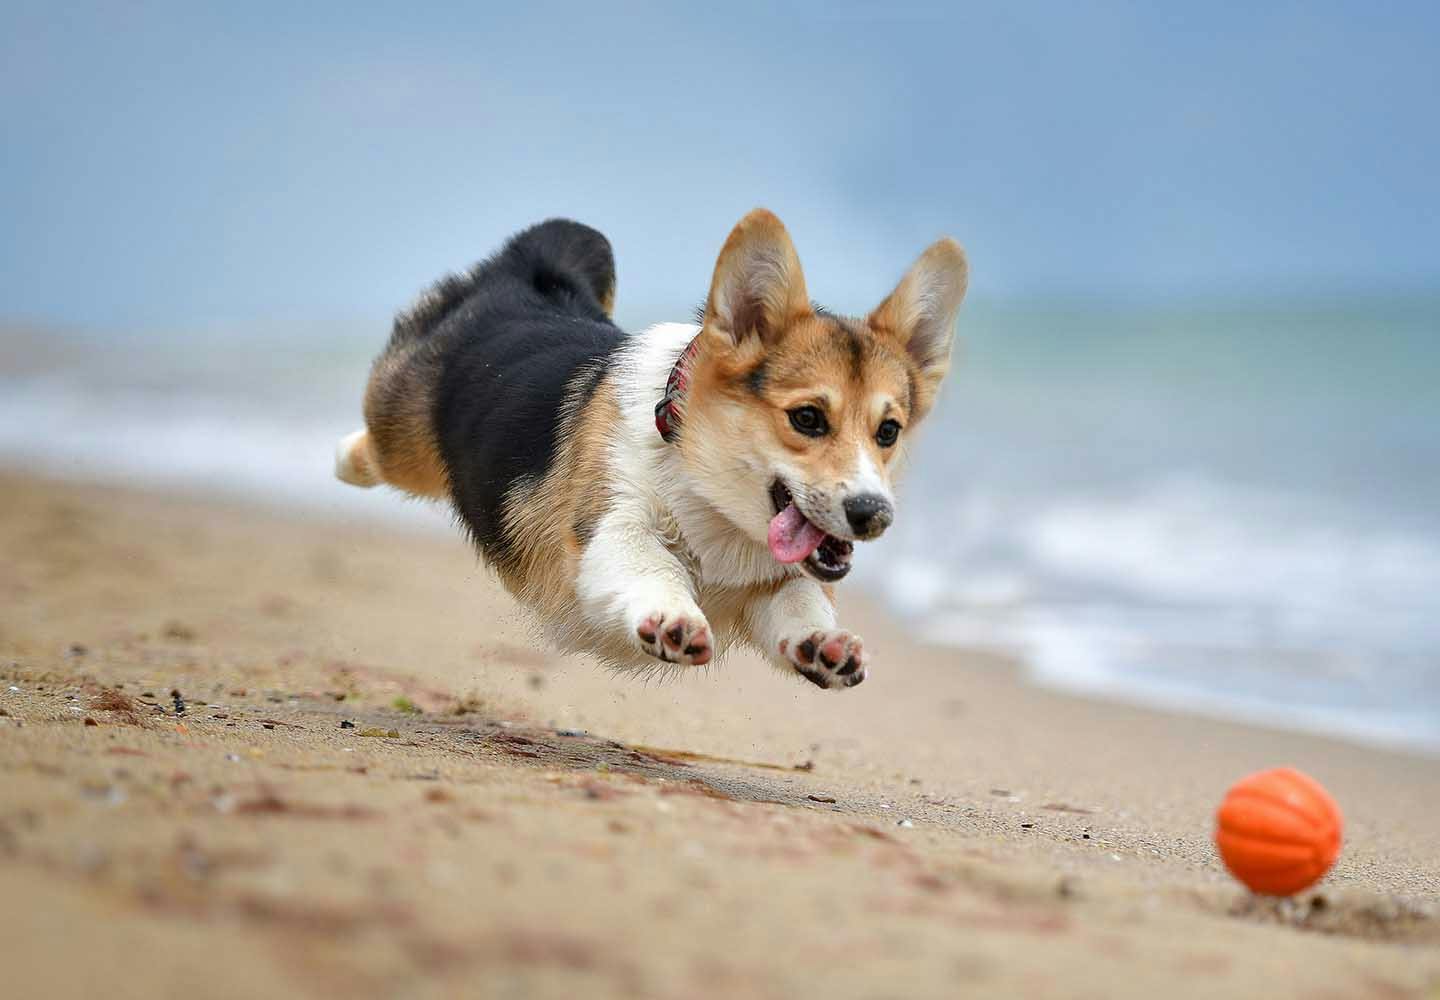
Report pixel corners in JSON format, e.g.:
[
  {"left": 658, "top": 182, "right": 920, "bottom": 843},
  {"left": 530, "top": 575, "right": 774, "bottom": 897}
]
[
  {"left": 634, "top": 610, "right": 713, "bottom": 666},
  {"left": 778, "top": 629, "right": 866, "bottom": 689}
]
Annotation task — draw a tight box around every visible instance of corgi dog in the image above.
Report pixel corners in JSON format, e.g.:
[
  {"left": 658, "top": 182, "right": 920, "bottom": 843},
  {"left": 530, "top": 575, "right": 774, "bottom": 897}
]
[{"left": 336, "top": 210, "right": 966, "bottom": 689}]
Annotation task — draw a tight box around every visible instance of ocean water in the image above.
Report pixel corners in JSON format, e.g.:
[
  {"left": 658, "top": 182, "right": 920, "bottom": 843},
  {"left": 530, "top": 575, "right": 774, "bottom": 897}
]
[
  {"left": 3, "top": 298, "right": 1438, "bottom": 752},
  {"left": 856, "top": 297, "right": 1440, "bottom": 753}
]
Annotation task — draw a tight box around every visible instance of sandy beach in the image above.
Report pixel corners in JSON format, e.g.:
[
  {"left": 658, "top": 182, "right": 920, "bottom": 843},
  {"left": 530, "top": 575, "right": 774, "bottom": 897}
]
[{"left": 1, "top": 471, "right": 1436, "bottom": 999}]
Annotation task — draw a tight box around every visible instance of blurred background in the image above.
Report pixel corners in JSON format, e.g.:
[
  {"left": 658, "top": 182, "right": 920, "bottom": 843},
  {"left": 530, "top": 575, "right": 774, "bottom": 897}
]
[{"left": 3, "top": 2, "right": 1437, "bottom": 750}]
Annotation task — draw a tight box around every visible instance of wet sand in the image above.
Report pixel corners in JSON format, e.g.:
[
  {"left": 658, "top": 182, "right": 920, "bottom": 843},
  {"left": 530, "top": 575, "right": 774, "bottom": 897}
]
[{"left": 1, "top": 472, "right": 1437, "bottom": 998}]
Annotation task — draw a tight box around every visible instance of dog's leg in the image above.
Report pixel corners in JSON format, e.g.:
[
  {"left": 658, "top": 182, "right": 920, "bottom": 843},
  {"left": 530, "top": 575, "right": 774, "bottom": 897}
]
[
  {"left": 335, "top": 429, "right": 380, "bottom": 487},
  {"left": 749, "top": 576, "right": 866, "bottom": 689},
  {"left": 577, "top": 514, "right": 713, "bottom": 666}
]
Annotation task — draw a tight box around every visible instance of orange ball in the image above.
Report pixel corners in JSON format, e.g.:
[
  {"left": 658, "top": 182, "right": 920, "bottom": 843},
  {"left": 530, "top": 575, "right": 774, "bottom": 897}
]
[{"left": 1214, "top": 767, "right": 1343, "bottom": 896}]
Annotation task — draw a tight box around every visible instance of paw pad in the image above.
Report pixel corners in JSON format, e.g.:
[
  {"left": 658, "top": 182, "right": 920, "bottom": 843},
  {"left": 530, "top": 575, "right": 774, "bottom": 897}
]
[
  {"left": 635, "top": 612, "right": 712, "bottom": 666},
  {"left": 779, "top": 630, "right": 865, "bottom": 690}
]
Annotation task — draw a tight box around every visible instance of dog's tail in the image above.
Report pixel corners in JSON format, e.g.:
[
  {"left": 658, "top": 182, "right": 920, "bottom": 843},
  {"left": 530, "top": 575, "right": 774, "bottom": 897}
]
[
  {"left": 335, "top": 429, "right": 380, "bottom": 488},
  {"left": 388, "top": 219, "right": 616, "bottom": 350},
  {"left": 501, "top": 218, "right": 617, "bottom": 319}
]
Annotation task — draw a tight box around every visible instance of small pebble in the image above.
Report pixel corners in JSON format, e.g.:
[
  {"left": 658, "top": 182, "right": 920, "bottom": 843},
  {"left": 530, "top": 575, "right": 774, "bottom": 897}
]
[
  {"left": 896, "top": 819, "right": 915, "bottom": 829},
  {"left": 339, "top": 720, "right": 356, "bottom": 729},
  {"left": 225, "top": 753, "right": 241, "bottom": 763}
]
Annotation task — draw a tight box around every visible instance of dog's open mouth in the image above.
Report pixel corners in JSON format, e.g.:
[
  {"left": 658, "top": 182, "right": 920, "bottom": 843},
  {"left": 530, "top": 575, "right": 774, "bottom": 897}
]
[{"left": 767, "top": 481, "right": 854, "bottom": 582}]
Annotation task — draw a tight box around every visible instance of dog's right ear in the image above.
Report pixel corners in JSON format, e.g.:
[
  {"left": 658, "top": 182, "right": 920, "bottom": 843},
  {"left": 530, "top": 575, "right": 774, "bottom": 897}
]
[{"left": 703, "top": 209, "right": 810, "bottom": 347}]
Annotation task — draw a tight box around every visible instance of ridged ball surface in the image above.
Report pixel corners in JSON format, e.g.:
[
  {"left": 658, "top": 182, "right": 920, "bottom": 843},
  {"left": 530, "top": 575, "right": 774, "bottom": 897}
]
[{"left": 1215, "top": 767, "right": 1343, "bottom": 896}]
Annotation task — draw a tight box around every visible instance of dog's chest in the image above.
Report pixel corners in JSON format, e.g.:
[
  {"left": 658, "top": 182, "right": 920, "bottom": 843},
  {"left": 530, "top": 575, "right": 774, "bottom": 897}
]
[{"left": 658, "top": 494, "right": 767, "bottom": 585}]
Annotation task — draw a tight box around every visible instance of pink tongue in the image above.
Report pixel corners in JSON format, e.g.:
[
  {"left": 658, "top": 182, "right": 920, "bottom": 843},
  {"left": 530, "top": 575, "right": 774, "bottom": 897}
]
[{"left": 768, "top": 503, "right": 827, "bottom": 564}]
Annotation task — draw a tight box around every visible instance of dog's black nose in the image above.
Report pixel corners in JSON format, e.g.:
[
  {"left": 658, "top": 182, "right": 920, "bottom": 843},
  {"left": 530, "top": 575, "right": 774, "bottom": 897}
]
[{"left": 843, "top": 494, "right": 894, "bottom": 536}]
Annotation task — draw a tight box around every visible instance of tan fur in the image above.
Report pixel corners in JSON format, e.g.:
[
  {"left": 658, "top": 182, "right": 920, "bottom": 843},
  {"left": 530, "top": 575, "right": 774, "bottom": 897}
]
[
  {"left": 497, "top": 377, "right": 772, "bottom": 663},
  {"left": 495, "top": 374, "right": 621, "bottom": 617},
  {"left": 359, "top": 348, "right": 450, "bottom": 499},
  {"left": 685, "top": 312, "right": 916, "bottom": 490}
]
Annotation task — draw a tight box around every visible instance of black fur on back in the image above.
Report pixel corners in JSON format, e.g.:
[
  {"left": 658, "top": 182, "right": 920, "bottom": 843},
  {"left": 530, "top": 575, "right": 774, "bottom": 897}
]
[{"left": 403, "top": 219, "right": 624, "bottom": 564}]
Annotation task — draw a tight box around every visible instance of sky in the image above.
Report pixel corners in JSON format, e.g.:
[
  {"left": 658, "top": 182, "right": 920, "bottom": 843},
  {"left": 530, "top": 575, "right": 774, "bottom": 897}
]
[{"left": 2, "top": 1, "right": 1438, "bottom": 332}]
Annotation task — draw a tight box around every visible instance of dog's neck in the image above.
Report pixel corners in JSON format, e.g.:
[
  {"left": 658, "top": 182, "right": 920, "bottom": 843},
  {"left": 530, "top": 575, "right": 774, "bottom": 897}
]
[
  {"left": 628, "top": 323, "right": 792, "bottom": 591},
  {"left": 664, "top": 477, "right": 790, "bottom": 589},
  {"left": 653, "top": 333, "right": 702, "bottom": 443}
]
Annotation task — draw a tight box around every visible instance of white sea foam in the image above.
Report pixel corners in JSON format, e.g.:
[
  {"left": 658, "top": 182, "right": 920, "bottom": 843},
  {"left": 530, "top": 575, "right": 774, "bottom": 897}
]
[
  {"left": 0, "top": 367, "right": 449, "bottom": 533},
  {"left": 862, "top": 474, "right": 1440, "bottom": 754}
]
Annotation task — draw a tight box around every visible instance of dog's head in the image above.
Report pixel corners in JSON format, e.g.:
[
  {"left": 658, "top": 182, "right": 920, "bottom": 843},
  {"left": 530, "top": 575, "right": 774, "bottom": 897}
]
[{"left": 678, "top": 209, "right": 968, "bottom": 582}]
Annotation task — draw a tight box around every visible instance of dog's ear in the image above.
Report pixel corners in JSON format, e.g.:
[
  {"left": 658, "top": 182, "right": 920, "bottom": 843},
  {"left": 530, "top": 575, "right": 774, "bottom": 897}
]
[
  {"left": 868, "top": 238, "right": 968, "bottom": 415},
  {"left": 703, "top": 209, "right": 810, "bottom": 346}
]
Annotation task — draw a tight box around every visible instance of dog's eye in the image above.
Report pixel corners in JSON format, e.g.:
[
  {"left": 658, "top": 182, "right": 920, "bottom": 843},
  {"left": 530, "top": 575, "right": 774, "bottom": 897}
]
[
  {"left": 875, "top": 419, "right": 902, "bottom": 447},
  {"left": 788, "top": 406, "right": 829, "bottom": 437}
]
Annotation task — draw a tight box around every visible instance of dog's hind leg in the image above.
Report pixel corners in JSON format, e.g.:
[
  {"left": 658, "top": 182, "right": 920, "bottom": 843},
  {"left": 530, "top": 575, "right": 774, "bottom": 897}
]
[
  {"left": 344, "top": 344, "right": 451, "bottom": 500},
  {"left": 335, "top": 429, "right": 381, "bottom": 487}
]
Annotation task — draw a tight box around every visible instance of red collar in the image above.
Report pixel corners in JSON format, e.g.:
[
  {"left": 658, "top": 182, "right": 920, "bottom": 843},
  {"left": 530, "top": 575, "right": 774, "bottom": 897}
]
[{"left": 654, "top": 335, "right": 702, "bottom": 443}]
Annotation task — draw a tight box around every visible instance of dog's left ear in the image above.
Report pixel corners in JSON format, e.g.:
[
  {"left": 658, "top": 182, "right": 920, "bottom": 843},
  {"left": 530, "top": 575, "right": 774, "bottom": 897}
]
[
  {"left": 703, "top": 209, "right": 811, "bottom": 347},
  {"left": 868, "top": 238, "right": 968, "bottom": 416}
]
